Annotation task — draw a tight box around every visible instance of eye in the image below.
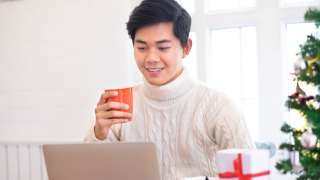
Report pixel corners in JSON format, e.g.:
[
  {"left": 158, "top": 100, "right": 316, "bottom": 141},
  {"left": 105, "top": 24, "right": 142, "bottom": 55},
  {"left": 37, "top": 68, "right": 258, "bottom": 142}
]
[
  {"left": 138, "top": 47, "right": 147, "bottom": 50},
  {"left": 159, "top": 47, "right": 169, "bottom": 50}
]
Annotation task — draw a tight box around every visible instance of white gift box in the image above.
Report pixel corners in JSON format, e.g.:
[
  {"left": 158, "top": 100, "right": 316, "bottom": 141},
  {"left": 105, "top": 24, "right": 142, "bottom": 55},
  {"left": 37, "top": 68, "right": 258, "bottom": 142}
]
[{"left": 217, "top": 149, "right": 270, "bottom": 180}]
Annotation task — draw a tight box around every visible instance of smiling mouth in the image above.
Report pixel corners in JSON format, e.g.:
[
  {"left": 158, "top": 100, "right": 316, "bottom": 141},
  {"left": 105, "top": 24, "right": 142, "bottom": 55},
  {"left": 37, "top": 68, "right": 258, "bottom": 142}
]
[{"left": 146, "top": 68, "right": 164, "bottom": 72}]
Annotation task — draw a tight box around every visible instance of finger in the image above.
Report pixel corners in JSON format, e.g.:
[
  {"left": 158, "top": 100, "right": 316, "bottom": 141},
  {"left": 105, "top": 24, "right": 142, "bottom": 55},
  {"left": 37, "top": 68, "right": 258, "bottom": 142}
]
[
  {"left": 110, "top": 118, "right": 130, "bottom": 125},
  {"left": 96, "top": 102, "right": 129, "bottom": 112},
  {"left": 97, "top": 91, "right": 118, "bottom": 106},
  {"left": 96, "top": 119, "right": 129, "bottom": 129},
  {"left": 97, "top": 118, "right": 129, "bottom": 127},
  {"left": 96, "top": 110, "right": 132, "bottom": 120}
]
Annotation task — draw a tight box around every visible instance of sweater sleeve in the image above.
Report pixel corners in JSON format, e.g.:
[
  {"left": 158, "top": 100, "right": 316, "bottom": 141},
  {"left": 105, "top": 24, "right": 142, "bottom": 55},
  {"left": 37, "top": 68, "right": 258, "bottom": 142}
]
[
  {"left": 206, "top": 95, "right": 256, "bottom": 150},
  {"left": 83, "top": 121, "right": 121, "bottom": 143}
]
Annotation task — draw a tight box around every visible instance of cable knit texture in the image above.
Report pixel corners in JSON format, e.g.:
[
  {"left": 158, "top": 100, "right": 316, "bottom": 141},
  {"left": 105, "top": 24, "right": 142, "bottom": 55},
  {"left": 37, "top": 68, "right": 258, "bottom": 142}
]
[{"left": 84, "top": 69, "right": 256, "bottom": 180}]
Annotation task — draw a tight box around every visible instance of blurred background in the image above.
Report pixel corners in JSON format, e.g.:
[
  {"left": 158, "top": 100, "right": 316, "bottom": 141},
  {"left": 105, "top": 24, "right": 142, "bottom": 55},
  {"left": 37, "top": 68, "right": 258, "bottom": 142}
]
[{"left": 0, "top": 0, "right": 320, "bottom": 179}]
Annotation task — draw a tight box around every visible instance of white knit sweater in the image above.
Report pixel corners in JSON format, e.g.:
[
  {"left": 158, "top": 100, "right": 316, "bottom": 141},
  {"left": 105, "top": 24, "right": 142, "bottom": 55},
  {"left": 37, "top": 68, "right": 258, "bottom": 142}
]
[{"left": 84, "top": 69, "right": 256, "bottom": 180}]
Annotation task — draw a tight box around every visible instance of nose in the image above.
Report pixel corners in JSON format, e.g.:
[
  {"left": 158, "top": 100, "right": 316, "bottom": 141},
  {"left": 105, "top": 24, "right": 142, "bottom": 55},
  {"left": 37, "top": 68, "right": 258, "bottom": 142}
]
[{"left": 146, "top": 48, "right": 161, "bottom": 63}]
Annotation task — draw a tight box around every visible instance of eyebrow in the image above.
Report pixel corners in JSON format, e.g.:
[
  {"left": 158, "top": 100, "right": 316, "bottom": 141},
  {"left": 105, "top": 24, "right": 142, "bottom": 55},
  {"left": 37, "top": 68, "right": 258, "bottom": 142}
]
[
  {"left": 135, "top": 40, "right": 147, "bottom": 44},
  {"left": 135, "top": 39, "right": 172, "bottom": 44},
  {"left": 155, "top": 39, "right": 171, "bottom": 44}
]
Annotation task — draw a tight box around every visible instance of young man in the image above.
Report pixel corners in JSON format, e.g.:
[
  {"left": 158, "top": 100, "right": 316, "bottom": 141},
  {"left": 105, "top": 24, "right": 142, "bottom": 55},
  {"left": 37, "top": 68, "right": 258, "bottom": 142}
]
[{"left": 84, "top": 0, "right": 256, "bottom": 179}]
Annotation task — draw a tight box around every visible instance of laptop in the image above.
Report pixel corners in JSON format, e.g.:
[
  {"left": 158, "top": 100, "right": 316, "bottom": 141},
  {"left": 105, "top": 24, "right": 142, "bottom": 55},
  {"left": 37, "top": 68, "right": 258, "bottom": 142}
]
[{"left": 43, "top": 142, "right": 161, "bottom": 180}]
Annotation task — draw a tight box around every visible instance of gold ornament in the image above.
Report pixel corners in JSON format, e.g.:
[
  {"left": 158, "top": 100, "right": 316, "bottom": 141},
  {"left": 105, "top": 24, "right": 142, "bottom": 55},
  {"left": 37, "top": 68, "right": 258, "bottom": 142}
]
[
  {"left": 296, "top": 81, "right": 306, "bottom": 96},
  {"left": 306, "top": 57, "right": 318, "bottom": 75}
]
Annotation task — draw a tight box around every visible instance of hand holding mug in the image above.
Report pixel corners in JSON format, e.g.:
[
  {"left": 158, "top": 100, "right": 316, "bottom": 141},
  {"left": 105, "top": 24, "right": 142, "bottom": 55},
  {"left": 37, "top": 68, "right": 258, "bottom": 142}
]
[{"left": 94, "top": 87, "right": 133, "bottom": 140}]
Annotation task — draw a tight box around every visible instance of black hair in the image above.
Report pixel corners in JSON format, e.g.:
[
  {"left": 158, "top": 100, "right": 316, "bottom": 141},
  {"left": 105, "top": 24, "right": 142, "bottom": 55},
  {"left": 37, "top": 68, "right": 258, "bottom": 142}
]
[{"left": 126, "top": 0, "right": 191, "bottom": 47}]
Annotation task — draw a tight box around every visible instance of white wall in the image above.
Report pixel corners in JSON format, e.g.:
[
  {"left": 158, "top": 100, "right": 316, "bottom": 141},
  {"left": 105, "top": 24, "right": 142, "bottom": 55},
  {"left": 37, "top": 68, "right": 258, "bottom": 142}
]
[{"left": 0, "top": 0, "right": 134, "bottom": 141}]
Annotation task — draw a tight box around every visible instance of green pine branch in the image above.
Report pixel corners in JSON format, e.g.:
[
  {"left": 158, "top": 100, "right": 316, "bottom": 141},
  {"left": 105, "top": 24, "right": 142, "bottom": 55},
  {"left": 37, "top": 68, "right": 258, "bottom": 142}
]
[
  {"left": 315, "top": 95, "right": 320, "bottom": 102},
  {"left": 285, "top": 99, "right": 320, "bottom": 125},
  {"left": 305, "top": 7, "right": 320, "bottom": 27},
  {"left": 298, "top": 70, "right": 320, "bottom": 87},
  {"left": 298, "top": 64, "right": 320, "bottom": 86},
  {"left": 299, "top": 35, "right": 320, "bottom": 59},
  {"left": 297, "top": 174, "right": 320, "bottom": 180},
  {"left": 276, "top": 160, "right": 293, "bottom": 174},
  {"left": 281, "top": 122, "right": 294, "bottom": 133}
]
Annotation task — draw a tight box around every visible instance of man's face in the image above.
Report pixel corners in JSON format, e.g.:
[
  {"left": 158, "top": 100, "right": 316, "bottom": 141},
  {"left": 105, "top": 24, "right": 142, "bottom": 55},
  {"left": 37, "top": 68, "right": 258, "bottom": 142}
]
[{"left": 134, "top": 22, "right": 191, "bottom": 86}]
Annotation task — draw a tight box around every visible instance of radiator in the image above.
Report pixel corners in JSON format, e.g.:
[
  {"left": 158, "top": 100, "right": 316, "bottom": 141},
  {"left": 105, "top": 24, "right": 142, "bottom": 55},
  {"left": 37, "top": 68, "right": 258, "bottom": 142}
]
[{"left": 0, "top": 141, "right": 79, "bottom": 180}]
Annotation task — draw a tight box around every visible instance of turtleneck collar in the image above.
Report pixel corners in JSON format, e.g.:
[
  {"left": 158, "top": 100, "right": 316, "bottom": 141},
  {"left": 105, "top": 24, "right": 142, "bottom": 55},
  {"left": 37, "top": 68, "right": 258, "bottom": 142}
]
[{"left": 142, "top": 68, "right": 195, "bottom": 101}]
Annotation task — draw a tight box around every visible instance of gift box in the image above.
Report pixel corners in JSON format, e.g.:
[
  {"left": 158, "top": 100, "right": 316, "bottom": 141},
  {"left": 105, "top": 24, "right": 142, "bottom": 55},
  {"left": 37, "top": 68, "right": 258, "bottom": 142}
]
[{"left": 217, "top": 149, "right": 270, "bottom": 180}]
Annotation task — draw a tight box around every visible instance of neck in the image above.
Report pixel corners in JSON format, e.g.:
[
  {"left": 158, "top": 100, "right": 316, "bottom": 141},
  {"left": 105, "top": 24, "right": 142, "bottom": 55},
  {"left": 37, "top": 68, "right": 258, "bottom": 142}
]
[{"left": 142, "top": 68, "right": 196, "bottom": 107}]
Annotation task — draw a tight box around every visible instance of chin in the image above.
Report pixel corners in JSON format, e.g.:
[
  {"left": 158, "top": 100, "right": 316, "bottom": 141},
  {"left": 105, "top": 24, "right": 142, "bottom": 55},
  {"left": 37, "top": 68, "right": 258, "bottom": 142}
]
[{"left": 145, "top": 77, "right": 167, "bottom": 86}]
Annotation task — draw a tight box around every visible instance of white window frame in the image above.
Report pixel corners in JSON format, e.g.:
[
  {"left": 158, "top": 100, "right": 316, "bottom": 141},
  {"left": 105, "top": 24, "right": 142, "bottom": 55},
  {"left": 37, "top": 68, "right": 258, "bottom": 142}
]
[
  {"left": 192, "top": 0, "right": 320, "bottom": 149},
  {"left": 204, "top": 0, "right": 256, "bottom": 15},
  {"left": 280, "top": 0, "right": 320, "bottom": 8},
  {"left": 280, "top": 18, "right": 306, "bottom": 127}
]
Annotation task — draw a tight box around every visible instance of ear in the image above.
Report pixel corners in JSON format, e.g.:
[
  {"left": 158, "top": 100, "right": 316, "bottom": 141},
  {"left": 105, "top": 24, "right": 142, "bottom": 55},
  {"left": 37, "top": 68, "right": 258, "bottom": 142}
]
[{"left": 182, "top": 38, "right": 193, "bottom": 59}]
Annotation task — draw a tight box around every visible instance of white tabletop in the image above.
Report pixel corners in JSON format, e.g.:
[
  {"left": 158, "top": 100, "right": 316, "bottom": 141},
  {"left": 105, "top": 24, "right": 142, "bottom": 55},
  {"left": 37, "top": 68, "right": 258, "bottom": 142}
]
[{"left": 180, "top": 176, "right": 219, "bottom": 180}]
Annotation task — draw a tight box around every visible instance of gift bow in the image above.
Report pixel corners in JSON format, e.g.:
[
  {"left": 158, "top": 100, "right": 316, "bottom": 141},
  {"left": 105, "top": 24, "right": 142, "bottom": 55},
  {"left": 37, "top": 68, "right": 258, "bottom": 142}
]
[{"left": 218, "top": 152, "right": 270, "bottom": 180}]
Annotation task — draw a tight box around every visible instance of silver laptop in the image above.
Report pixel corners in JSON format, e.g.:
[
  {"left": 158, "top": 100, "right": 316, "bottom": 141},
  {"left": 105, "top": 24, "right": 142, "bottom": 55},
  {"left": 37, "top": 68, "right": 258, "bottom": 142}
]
[{"left": 43, "top": 142, "right": 161, "bottom": 180}]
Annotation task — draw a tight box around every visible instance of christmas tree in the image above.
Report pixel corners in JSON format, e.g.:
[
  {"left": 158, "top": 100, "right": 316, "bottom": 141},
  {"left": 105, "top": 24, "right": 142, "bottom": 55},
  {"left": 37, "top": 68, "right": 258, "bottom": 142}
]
[{"left": 276, "top": 7, "right": 320, "bottom": 180}]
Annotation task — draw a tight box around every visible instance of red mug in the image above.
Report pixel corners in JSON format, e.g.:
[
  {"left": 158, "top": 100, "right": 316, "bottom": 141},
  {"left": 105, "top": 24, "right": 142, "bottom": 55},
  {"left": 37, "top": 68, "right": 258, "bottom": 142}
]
[{"left": 105, "top": 87, "right": 133, "bottom": 121}]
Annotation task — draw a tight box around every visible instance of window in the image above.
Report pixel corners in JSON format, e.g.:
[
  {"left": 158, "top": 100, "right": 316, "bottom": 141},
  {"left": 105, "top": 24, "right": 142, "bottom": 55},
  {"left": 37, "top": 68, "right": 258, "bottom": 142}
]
[
  {"left": 286, "top": 0, "right": 320, "bottom": 4},
  {"left": 173, "top": 0, "right": 320, "bottom": 149},
  {"left": 211, "top": 26, "right": 259, "bottom": 140},
  {"left": 176, "top": 0, "right": 195, "bottom": 14},
  {"left": 182, "top": 32, "right": 198, "bottom": 79},
  {"left": 210, "top": 0, "right": 255, "bottom": 11},
  {"left": 286, "top": 23, "right": 317, "bottom": 129}
]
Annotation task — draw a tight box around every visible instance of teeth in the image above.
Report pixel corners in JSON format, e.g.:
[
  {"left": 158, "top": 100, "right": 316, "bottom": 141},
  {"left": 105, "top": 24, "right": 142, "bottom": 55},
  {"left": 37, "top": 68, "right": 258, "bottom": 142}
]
[{"left": 148, "top": 68, "right": 162, "bottom": 72}]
